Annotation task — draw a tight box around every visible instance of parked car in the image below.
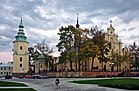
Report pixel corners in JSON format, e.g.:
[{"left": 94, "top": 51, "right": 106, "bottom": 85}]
[
  {"left": 19, "top": 75, "right": 24, "bottom": 79},
  {"left": 32, "top": 75, "right": 42, "bottom": 79},
  {"left": 32, "top": 75, "right": 48, "bottom": 79},
  {"left": 24, "top": 75, "right": 33, "bottom": 79},
  {"left": 42, "top": 75, "right": 48, "bottom": 79},
  {"left": 4, "top": 75, "right": 12, "bottom": 79}
]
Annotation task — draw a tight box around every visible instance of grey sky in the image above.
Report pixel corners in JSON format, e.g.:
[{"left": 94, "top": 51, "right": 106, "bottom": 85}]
[{"left": 0, "top": 0, "right": 139, "bottom": 62}]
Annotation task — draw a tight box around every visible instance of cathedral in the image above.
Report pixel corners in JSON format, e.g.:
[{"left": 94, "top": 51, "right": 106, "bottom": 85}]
[{"left": 12, "top": 18, "right": 130, "bottom": 75}]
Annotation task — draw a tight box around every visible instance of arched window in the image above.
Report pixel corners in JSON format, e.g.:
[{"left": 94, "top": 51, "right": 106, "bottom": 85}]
[
  {"left": 20, "top": 46, "right": 22, "bottom": 50},
  {"left": 20, "top": 64, "right": 22, "bottom": 67},
  {"left": 20, "top": 57, "right": 22, "bottom": 62}
]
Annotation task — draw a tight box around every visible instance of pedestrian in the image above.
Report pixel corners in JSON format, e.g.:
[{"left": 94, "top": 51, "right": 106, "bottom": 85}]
[{"left": 55, "top": 78, "right": 60, "bottom": 86}]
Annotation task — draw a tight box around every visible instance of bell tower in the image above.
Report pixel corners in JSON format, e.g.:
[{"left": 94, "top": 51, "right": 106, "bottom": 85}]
[{"left": 13, "top": 18, "right": 29, "bottom": 74}]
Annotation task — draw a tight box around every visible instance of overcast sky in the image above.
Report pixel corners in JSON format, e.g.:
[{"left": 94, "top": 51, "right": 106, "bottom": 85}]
[{"left": 0, "top": 0, "right": 139, "bottom": 63}]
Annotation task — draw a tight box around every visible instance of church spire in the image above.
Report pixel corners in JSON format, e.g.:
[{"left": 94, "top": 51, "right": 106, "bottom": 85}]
[
  {"left": 15, "top": 18, "right": 27, "bottom": 42},
  {"left": 76, "top": 13, "right": 80, "bottom": 28},
  {"left": 110, "top": 20, "right": 112, "bottom": 27}
]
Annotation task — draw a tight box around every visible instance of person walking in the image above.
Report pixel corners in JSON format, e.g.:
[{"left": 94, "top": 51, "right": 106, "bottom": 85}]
[{"left": 55, "top": 78, "right": 60, "bottom": 86}]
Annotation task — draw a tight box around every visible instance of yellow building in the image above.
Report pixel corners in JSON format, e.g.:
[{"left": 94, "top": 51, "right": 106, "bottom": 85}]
[
  {"left": 13, "top": 19, "right": 29, "bottom": 74},
  {"left": 56, "top": 20, "right": 130, "bottom": 72}
]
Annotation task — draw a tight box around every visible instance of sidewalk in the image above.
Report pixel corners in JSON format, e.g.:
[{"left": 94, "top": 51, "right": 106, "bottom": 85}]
[{"left": 0, "top": 87, "right": 30, "bottom": 88}]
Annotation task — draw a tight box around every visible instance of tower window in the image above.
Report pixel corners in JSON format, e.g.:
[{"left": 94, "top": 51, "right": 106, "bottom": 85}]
[
  {"left": 20, "top": 46, "right": 23, "bottom": 50},
  {"left": 20, "top": 64, "right": 22, "bottom": 67},
  {"left": 110, "top": 37, "right": 113, "bottom": 41},
  {"left": 20, "top": 57, "right": 22, "bottom": 62}
]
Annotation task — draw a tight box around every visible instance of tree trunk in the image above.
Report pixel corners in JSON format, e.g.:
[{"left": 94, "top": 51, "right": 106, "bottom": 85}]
[
  {"left": 78, "top": 60, "right": 80, "bottom": 71},
  {"left": 91, "top": 57, "right": 95, "bottom": 71},
  {"left": 70, "top": 59, "right": 72, "bottom": 71}
]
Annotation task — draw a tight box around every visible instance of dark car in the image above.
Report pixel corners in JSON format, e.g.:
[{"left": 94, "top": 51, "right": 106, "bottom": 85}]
[
  {"left": 32, "top": 75, "right": 48, "bottom": 79},
  {"left": 42, "top": 75, "right": 48, "bottom": 79},
  {"left": 5, "top": 75, "right": 12, "bottom": 79},
  {"left": 19, "top": 75, "right": 24, "bottom": 79},
  {"left": 32, "top": 75, "right": 42, "bottom": 79}
]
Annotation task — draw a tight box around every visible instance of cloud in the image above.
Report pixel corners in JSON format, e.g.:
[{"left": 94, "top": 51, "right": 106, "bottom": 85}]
[{"left": 0, "top": 0, "right": 139, "bottom": 62}]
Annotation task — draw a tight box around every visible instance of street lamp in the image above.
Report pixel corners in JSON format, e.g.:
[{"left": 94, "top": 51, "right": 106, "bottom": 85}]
[{"left": 110, "top": 62, "right": 114, "bottom": 79}]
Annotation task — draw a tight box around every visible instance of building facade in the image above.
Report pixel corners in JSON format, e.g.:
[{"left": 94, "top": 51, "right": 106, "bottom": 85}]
[
  {"left": 56, "top": 20, "right": 130, "bottom": 72},
  {"left": 13, "top": 19, "right": 29, "bottom": 74},
  {"left": 0, "top": 63, "right": 13, "bottom": 77}
]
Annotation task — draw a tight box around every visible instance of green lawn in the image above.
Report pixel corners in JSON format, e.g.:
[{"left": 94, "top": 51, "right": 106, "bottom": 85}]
[
  {"left": 71, "top": 78, "right": 139, "bottom": 90},
  {"left": 0, "top": 81, "right": 36, "bottom": 91},
  {"left": 0, "top": 88, "right": 36, "bottom": 91},
  {"left": 0, "top": 81, "right": 27, "bottom": 87}
]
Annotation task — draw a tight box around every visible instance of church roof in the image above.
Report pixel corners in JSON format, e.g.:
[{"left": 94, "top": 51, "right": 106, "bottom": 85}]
[
  {"left": 38, "top": 54, "right": 45, "bottom": 59},
  {"left": 14, "top": 18, "right": 28, "bottom": 42}
]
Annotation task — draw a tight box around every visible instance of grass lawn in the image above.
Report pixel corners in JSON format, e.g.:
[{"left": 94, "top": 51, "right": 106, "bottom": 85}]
[
  {"left": 0, "top": 88, "right": 36, "bottom": 91},
  {"left": 0, "top": 81, "right": 28, "bottom": 87},
  {"left": 0, "top": 81, "right": 36, "bottom": 91},
  {"left": 71, "top": 78, "right": 139, "bottom": 90}
]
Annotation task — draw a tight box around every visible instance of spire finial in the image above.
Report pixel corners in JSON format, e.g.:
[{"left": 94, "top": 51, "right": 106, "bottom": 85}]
[
  {"left": 110, "top": 20, "right": 112, "bottom": 27},
  {"left": 76, "top": 13, "right": 80, "bottom": 28},
  {"left": 21, "top": 17, "right": 22, "bottom": 23},
  {"left": 19, "top": 17, "right": 24, "bottom": 28}
]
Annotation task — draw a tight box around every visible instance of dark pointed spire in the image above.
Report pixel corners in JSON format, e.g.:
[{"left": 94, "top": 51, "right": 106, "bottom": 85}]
[{"left": 76, "top": 13, "right": 80, "bottom": 28}]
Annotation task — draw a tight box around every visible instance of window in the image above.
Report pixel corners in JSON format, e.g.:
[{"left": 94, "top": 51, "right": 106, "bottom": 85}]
[
  {"left": 20, "top": 46, "right": 22, "bottom": 50},
  {"left": 41, "top": 65, "right": 42, "bottom": 68},
  {"left": 20, "top": 57, "right": 22, "bottom": 62},
  {"left": 110, "top": 37, "right": 113, "bottom": 41},
  {"left": 20, "top": 64, "right": 22, "bottom": 67},
  {"left": 4, "top": 67, "right": 6, "bottom": 70},
  {"left": 1, "top": 68, "right": 3, "bottom": 70},
  {"left": 9, "top": 68, "right": 10, "bottom": 70},
  {"left": 1, "top": 72, "right": 2, "bottom": 74},
  {"left": 9, "top": 72, "right": 11, "bottom": 74}
]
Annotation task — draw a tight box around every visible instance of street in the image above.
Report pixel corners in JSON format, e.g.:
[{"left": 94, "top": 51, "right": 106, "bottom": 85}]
[{"left": 0, "top": 77, "right": 137, "bottom": 91}]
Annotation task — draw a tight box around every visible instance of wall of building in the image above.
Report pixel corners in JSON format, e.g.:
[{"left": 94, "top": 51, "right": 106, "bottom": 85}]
[
  {"left": 0, "top": 63, "right": 13, "bottom": 77},
  {"left": 13, "top": 41, "right": 29, "bottom": 73}
]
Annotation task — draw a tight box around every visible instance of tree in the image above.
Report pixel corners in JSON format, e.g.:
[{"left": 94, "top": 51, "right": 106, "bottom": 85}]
[
  {"left": 34, "top": 40, "right": 53, "bottom": 72},
  {"left": 129, "top": 42, "right": 139, "bottom": 71},
  {"left": 90, "top": 27, "right": 111, "bottom": 71},
  {"left": 80, "top": 40, "right": 99, "bottom": 71},
  {"left": 57, "top": 25, "right": 76, "bottom": 71}
]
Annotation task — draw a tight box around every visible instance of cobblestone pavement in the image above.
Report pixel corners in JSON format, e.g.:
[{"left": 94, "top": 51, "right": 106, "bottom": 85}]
[{"left": 1, "top": 78, "right": 138, "bottom": 91}]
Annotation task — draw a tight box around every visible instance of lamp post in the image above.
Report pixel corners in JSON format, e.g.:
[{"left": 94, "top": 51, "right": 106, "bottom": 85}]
[{"left": 110, "top": 62, "right": 114, "bottom": 79}]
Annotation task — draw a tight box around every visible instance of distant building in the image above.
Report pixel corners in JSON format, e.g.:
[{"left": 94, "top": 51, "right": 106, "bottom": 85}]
[{"left": 0, "top": 62, "right": 13, "bottom": 77}]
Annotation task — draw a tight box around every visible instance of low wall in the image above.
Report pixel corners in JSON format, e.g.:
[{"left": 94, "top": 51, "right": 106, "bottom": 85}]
[{"left": 48, "top": 71, "right": 121, "bottom": 78}]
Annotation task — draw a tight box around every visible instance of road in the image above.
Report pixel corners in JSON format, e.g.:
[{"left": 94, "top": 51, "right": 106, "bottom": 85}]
[{"left": 0, "top": 77, "right": 137, "bottom": 91}]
